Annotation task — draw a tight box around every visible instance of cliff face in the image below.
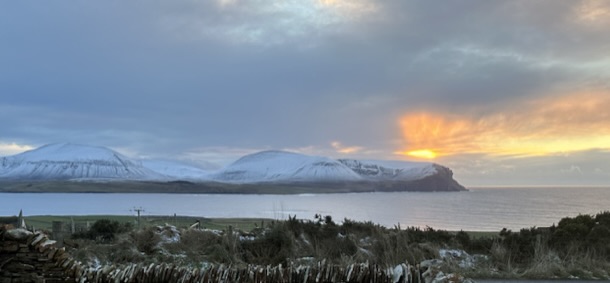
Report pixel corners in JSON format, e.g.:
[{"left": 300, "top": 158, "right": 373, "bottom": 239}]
[
  {"left": 404, "top": 165, "right": 467, "bottom": 191},
  {"left": 338, "top": 160, "right": 466, "bottom": 192}
]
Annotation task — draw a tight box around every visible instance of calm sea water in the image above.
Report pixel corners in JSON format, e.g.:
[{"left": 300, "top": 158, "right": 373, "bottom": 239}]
[{"left": 1, "top": 187, "right": 609, "bottom": 231}]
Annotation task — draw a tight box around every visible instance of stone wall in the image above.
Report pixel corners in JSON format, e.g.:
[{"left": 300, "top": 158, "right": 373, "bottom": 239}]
[
  {"left": 0, "top": 228, "right": 76, "bottom": 283},
  {"left": 1, "top": 227, "right": 469, "bottom": 283},
  {"left": 0, "top": 226, "right": 408, "bottom": 283}
]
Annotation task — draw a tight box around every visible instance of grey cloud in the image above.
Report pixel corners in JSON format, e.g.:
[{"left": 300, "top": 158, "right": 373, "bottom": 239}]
[
  {"left": 446, "top": 149, "right": 610, "bottom": 186},
  {"left": 1, "top": 0, "right": 609, "bottom": 187}
]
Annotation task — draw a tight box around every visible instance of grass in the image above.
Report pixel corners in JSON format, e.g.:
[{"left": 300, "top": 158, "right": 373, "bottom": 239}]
[
  {"left": 450, "top": 230, "right": 499, "bottom": 239},
  {"left": 20, "top": 214, "right": 496, "bottom": 238},
  {"left": 23, "top": 214, "right": 270, "bottom": 232},
  {"left": 6, "top": 212, "right": 610, "bottom": 280}
]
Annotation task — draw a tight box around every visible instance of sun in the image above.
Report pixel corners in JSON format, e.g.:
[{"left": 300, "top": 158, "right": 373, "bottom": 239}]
[{"left": 404, "top": 149, "right": 437, "bottom": 159}]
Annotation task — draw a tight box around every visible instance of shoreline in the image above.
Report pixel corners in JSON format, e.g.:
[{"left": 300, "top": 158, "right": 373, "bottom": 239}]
[{"left": 0, "top": 180, "right": 467, "bottom": 194}]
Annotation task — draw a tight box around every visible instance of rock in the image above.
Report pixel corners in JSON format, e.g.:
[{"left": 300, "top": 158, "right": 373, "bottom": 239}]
[
  {"left": 431, "top": 271, "right": 445, "bottom": 283},
  {"left": 4, "top": 228, "right": 33, "bottom": 241},
  {"left": 1, "top": 242, "right": 19, "bottom": 252},
  {"left": 4, "top": 262, "right": 35, "bottom": 272},
  {"left": 391, "top": 264, "right": 404, "bottom": 283},
  {"left": 420, "top": 259, "right": 443, "bottom": 268},
  {"left": 38, "top": 239, "right": 57, "bottom": 252},
  {"left": 390, "top": 263, "right": 412, "bottom": 283},
  {"left": 156, "top": 224, "right": 181, "bottom": 243},
  {"left": 439, "top": 249, "right": 488, "bottom": 269},
  {"left": 439, "top": 249, "right": 468, "bottom": 259}
]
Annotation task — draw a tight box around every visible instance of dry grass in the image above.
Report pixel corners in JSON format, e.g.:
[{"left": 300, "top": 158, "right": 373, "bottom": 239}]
[{"left": 59, "top": 212, "right": 610, "bottom": 280}]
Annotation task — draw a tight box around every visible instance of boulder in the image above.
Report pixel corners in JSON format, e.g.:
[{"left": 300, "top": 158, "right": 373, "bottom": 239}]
[{"left": 4, "top": 228, "right": 33, "bottom": 241}]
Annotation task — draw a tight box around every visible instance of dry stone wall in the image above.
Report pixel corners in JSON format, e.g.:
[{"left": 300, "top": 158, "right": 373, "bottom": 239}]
[
  {"left": 1, "top": 227, "right": 468, "bottom": 283},
  {"left": 1, "top": 228, "right": 76, "bottom": 282}
]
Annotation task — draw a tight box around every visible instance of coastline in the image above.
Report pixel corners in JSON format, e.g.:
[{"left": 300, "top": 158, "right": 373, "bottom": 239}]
[{"left": 0, "top": 180, "right": 467, "bottom": 194}]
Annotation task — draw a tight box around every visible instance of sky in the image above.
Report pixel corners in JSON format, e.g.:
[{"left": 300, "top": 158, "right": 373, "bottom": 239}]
[{"left": 1, "top": 0, "right": 610, "bottom": 186}]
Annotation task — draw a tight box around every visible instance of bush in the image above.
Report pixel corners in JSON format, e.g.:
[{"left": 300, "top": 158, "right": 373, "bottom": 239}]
[
  {"left": 73, "top": 219, "right": 132, "bottom": 242},
  {"left": 595, "top": 211, "right": 610, "bottom": 227},
  {"left": 242, "top": 223, "right": 294, "bottom": 265},
  {"left": 66, "top": 212, "right": 610, "bottom": 279},
  {"left": 455, "top": 230, "right": 471, "bottom": 249},
  {"left": 132, "top": 227, "right": 161, "bottom": 254}
]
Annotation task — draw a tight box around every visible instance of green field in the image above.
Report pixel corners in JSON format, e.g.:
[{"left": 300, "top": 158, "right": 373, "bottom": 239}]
[
  {"left": 21, "top": 215, "right": 270, "bottom": 232},
  {"left": 11, "top": 214, "right": 497, "bottom": 237}
]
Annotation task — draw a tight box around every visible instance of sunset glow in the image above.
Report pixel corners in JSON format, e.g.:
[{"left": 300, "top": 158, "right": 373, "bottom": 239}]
[
  {"left": 398, "top": 93, "right": 610, "bottom": 158},
  {"left": 404, "top": 149, "right": 437, "bottom": 159}
]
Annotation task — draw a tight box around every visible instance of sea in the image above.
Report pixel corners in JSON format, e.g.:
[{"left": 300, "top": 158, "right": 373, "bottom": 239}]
[{"left": 1, "top": 187, "right": 609, "bottom": 231}]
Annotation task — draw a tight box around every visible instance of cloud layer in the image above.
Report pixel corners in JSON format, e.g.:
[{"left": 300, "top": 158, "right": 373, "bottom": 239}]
[
  {"left": 1, "top": 0, "right": 610, "bottom": 185},
  {"left": 398, "top": 92, "right": 610, "bottom": 157}
]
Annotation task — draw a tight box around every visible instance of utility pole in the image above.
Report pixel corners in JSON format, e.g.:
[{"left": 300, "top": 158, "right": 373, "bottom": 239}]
[{"left": 132, "top": 207, "right": 145, "bottom": 228}]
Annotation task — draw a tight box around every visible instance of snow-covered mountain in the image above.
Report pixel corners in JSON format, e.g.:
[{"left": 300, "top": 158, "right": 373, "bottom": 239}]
[
  {"left": 207, "top": 151, "right": 464, "bottom": 191},
  {"left": 142, "top": 159, "right": 211, "bottom": 180},
  {"left": 209, "top": 150, "right": 363, "bottom": 183},
  {"left": 0, "top": 143, "right": 466, "bottom": 191},
  {"left": 0, "top": 143, "right": 165, "bottom": 181},
  {"left": 338, "top": 159, "right": 465, "bottom": 191},
  {"left": 338, "top": 159, "right": 437, "bottom": 181}
]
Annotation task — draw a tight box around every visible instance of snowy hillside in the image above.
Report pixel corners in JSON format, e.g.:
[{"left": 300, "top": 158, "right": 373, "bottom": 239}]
[
  {"left": 337, "top": 158, "right": 465, "bottom": 191},
  {"left": 0, "top": 143, "right": 165, "bottom": 181},
  {"left": 210, "top": 151, "right": 363, "bottom": 183},
  {"left": 338, "top": 159, "right": 438, "bottom": 181},
  {"left": 0, "top": 144, "right": 466, "bottom": 192},
  {"left": 142, "top": 160, "right": 211, "bottom": 180}
]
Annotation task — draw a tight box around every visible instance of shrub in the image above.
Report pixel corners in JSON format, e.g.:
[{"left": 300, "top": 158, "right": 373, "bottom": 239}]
[
  {"left": 73, "top": 219, "right": 131, "bottom": 242},
  {"left": 455, "top": 230, "right": 471, "bottom": 249},
  {"left": 132, "top": 227, "right": 161, "bottom": 254},
  {"left": 242, "top": 223, "right": 294, "bottom": 265},
  {"left": 595, "top": 211, "right": 610, "bottom": 227}
]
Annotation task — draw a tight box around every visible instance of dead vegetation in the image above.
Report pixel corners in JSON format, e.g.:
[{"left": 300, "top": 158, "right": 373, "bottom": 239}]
[{"left": 65, "top": 212, "right": 610, "bottom": 280}]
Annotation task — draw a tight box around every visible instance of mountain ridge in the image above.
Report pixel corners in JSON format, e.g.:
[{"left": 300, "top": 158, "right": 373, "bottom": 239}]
[
  {"left": 209, "top": 150, "right": 363, "bottom": 183},
  {"left": 0, "top": 143, "right": 165, "bottom": 181},
  {"left": 0, "top": 143, "right": 466, "bottom": 192}
]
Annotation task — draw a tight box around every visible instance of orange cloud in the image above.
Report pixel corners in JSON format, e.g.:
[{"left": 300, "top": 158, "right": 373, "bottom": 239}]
[
  {"left": 576, "top": 0, "right": 610, "bottom": 25},
  {"left": 398, "top": 92, "right": 610, "bottom": 158}
]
